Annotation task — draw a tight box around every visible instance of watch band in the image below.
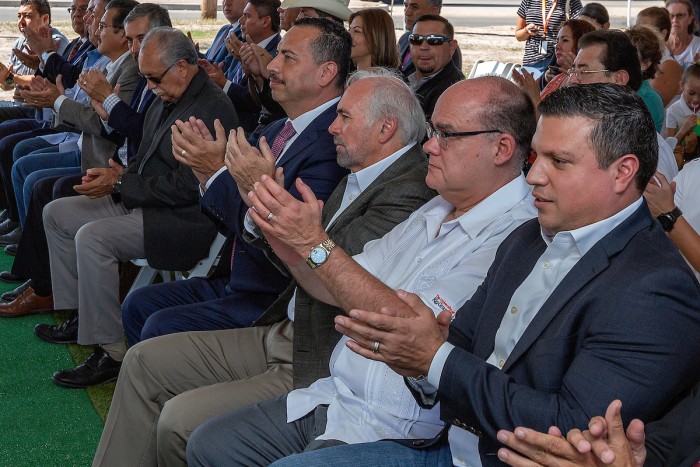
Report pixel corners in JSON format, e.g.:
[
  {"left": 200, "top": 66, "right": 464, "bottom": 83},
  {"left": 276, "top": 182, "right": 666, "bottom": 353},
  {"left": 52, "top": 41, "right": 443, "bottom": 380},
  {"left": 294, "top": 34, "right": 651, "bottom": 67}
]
[
  {"left": 657, "top": 207, "right": 683, "bottom": 232},
  {"left": 306, "top": 238, "right": 336, "bottom": 269}
]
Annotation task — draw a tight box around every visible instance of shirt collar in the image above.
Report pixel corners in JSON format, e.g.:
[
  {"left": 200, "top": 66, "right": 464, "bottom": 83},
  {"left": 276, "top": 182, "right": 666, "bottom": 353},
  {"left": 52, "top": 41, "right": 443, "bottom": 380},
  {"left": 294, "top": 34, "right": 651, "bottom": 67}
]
[
  {"left": 541, "top": 197, "right": 644, "bottom": 256},
  {"left": 287, "top": 96, "right": 340, "bottom": 136},
  {"left": 105, "top": 50, "right": 131, "bottom": 76},
  {"left": 352, "top": 143, "right": 413, "bottom": 193},
  {"left": 256, "top": 33, "right": 279, "bottom": 50}
]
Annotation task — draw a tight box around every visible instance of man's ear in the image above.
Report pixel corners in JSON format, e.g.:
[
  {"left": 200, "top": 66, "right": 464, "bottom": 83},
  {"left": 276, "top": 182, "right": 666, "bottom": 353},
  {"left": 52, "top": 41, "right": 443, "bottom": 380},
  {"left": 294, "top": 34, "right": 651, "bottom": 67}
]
[
  {"left": 613, "top": 69, "right": 630, "bottom": 86},
  {"left": 318, "top": 61, "right": 338, "bottom": 88},
  {"left": 611, "top": 153, "right": 639, "bottom": 194},
  {"left": 493, "top": 133, "right": 516, "bottom": 167}
]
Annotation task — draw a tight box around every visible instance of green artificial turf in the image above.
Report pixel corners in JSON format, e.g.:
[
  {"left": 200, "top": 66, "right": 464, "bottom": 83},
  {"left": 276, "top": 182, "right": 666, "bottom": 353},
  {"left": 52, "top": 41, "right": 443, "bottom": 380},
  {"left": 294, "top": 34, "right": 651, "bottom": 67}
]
[{"left": 0, "top": 252, "right": 106, "bottom": 465}]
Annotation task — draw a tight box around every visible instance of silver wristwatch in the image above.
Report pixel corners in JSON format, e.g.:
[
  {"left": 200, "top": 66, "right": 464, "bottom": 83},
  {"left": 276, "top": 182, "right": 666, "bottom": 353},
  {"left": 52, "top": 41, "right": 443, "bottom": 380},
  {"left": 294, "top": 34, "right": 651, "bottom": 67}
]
[{"left": 306, "top": 239, "right": 336, "bottom": 269}]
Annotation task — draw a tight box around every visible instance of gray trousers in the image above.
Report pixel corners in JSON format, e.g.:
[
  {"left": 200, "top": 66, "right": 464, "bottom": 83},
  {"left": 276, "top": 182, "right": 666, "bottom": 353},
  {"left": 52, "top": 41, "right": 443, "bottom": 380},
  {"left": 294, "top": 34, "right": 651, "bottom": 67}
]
[
  {"left": 43, "top": 195, "right": 144, "bottom": 345},
  {"left": 92, "top": 320, "right": 294, "bottom": 467},
  {"left": 187, "top": 393, "right": 344, "bottom": 467}
]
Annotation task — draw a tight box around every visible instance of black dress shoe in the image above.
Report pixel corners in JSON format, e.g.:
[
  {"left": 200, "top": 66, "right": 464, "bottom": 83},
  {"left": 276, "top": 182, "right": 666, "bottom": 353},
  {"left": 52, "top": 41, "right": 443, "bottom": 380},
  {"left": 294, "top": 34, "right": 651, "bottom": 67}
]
[
  {"left": 1, "top": 279, "right": 30, "bottom": 302},
  {"left": 0, "top": 218, "right": 18, "bottom": 236},
  {"left": 52, "top": 346, "right": 121, "bottom": 388},
  {"left": 4, "top": 244, "right": 17, "bottom": 256},
  {"left": 0, "top": 270, "right": 27, "bottom": 283},
  {"left": 35, "top": 311, "right": 78, "bottom": 344},
  {"left": 0, "top": 227, "right": 21, "bottom": 246}
]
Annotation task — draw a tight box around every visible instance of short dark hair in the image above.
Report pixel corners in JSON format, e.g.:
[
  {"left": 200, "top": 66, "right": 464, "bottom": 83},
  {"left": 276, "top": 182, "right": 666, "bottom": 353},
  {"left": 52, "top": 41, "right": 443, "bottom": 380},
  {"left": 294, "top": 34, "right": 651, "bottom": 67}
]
[
  {"left": 539, "top": 84, "right": 658, "bottom": 192},
  {"left": 105, "top": 0, "right": 139, "bottom": 29},
  {"left": 474, "top": 76, "right": 536, "bottom": 169},
  {"left": 637, "top": 6, "right": 671, "bottom": 40},
  {"left": 413, "top": 14, "right": 454, "bottom": 38},
  {"left": 292, "top": 17, "right": 351, "bottom": 89},
  {"left": 580, "top": 2, "right": 610, "bottom": 26},
  {"left": 124, "top": 3, "right": 172, "bottom": 29},
  {"left": 577, "top": 29, "right": 643, "bottom": 91},
  {"left": 249, "top": 0, "right": 282, "bottom": 33},
  {"left": 682, "top": 62, "right": 700, "bottom": 83},
  {"left": 20, "top": 0, "right": 50, "bottom": 22}
]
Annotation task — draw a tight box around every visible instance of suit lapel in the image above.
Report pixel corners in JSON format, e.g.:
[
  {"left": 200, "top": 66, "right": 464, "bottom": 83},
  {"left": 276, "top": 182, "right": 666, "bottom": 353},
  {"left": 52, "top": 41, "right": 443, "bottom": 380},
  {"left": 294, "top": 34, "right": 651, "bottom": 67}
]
[
  {"left": 276, "top": 104, "right": 335, "bottom": 167},
  {"left": 501, "top": 204, "right": 653, "bottom": 370}
]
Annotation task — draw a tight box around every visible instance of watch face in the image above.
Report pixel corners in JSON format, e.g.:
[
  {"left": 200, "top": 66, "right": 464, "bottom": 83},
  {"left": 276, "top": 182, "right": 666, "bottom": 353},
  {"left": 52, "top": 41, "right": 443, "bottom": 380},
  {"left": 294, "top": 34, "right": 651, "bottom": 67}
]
[
  {"left": 658, "top": 214, "right": 673, "bottom": 231},
  {"left": 310, "top": 247, "right": 328, "bottom": 265}
]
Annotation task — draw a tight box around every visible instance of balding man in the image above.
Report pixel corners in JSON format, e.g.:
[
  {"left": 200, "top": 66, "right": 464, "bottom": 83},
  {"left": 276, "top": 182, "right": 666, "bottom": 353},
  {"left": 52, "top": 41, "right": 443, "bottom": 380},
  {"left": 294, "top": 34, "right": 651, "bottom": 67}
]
[
  {"left": 93, "top": 69, "right": 436, "bottom": 467},
  {"left": 283, "top": 84, "right": 700, "bottom": 467},
  {"left": 186, "top": 76, "right": 537, "bottom": 466},
  {"left": 43, "top": 27, "right": 238, "bottom": 389}
]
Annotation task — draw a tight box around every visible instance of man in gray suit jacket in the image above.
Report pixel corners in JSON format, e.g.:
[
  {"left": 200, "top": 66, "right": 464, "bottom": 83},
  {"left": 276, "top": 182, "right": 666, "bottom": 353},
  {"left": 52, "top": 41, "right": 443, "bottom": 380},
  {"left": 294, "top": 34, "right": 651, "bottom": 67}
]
[
  {"left": 92, "top": 70, "right": 436, "bottom": 467},
  {"left": 42, "top": 28, "right": 238, "bottom": 390}
]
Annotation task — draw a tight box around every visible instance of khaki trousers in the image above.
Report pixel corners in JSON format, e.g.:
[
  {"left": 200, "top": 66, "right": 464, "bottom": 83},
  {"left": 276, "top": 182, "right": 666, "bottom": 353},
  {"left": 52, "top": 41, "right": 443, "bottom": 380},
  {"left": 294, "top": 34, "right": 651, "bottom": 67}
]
[{"left": 92, "top": 319, "right": 293, "bottom": 467}]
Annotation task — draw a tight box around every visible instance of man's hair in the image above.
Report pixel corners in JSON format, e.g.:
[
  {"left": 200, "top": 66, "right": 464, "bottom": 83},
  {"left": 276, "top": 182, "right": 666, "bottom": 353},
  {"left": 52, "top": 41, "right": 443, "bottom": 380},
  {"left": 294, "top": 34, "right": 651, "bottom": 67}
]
[
  {"left": 682, "top": 62, "right": 700, "bottom": 83},
  {"left": 292, "top": 17, "right": 352, "bottom": 89},
  {"left": 124, "top": 3, "right": 172, "bottom": 29},
  {"left": 580, "top": 2, "right": 609, "bottom": 25},
  {"left": 20, "top": 0, "right": 51, "bottom": 22},
  {"left": 577, "top": 29, "right": 643, "bottom": 91},
  {"left": 539, "top": 84, "right": 657, "bottom": 192},
  {"left": 142, "top": 26, "right": 198, "bottom": 66},
  {"left": 626, "top": 25, "right": 663, "bottom": 81},
  {"left": 348, "top": 9, "right": 399, "bottom": 68},
  {"left": 105, "top": 0, "right": 139, "bottom": 29},
  {"left": 472, "top": 76, "right": 536, "bottom": 170},
  {"left": 346, "top": 68, "right": 426, "bottom": 144},
  {"left": 413, "top": 14, "right": 454, "bottom": 38},
  {"left": 666, "top": 0, "right": 696, "bottom": 34},
  {"left": 249, "top": 0, "right": 282, "bottom": 33},
  {"left": 637, "top": 7, "right": 672, "bottom": 40},
  {"left": 426, "top": 0, "right": 443, "bottom": 8}
]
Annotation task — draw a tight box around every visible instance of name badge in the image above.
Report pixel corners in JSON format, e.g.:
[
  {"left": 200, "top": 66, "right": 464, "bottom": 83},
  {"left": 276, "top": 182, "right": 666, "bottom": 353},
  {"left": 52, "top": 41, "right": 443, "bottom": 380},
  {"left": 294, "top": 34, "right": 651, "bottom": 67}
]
[{"left": 539, "top": 40, "right": 549, "bottom": 55}]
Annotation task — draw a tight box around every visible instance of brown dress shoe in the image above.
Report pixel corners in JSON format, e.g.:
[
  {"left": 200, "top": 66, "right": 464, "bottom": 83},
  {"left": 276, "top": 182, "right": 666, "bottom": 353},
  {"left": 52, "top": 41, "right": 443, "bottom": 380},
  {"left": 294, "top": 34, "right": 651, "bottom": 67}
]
[{"left": 0, "top": 286, "right": 53, "bottom": 317}]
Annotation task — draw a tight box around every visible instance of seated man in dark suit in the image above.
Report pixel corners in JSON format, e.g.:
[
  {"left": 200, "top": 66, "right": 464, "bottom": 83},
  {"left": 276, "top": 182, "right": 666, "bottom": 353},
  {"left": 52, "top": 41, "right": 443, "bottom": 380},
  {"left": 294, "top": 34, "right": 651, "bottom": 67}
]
[
  {"left": 263, "top": 84, "right": 700, "bottom": 467},
  {"left": 93, "top": 68, "right": 437, "bottom": 467},
  {"left": 497, "top": 381, "right": 700, "bottom": 467},
  {"left": 41, "top": 27, "right": 238, "bottom": 389},
  {"left": 120, "top": 17, "right": 350, "bottom": 344},
  {"left": 406, "top": 15, "right": 464, "bottom": 121}
]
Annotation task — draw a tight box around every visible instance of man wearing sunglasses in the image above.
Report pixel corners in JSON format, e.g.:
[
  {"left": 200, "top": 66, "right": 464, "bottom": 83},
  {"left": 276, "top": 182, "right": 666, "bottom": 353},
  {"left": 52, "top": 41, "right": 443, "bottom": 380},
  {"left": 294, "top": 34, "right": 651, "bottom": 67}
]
[
  {"left": 407, "top": 15, "right": 464, "bottom": 121},
  {"left": 39, "top": 27, "right": 238, "bottom": 389},
  {"left": 397, "top": 0, "right": 461, "bottom": 77}
]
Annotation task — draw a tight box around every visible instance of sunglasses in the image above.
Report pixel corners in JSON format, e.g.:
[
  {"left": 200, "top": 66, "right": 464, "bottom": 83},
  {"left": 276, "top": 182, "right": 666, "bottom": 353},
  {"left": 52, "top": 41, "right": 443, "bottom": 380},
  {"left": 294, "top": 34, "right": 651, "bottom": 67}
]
[
  {"left": 138, "top": 61, "right": 177, "bottom": 85},
  {"left": 408, "top": 34, "right": 451, "bottom": 46}
]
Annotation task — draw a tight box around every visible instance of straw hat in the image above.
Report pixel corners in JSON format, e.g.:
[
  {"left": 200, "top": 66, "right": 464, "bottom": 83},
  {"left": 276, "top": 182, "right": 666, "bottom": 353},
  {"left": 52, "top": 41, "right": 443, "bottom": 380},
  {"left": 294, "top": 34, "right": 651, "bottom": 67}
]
[{"left": 280, "top": 0, "right": 352, "bottom": 21}]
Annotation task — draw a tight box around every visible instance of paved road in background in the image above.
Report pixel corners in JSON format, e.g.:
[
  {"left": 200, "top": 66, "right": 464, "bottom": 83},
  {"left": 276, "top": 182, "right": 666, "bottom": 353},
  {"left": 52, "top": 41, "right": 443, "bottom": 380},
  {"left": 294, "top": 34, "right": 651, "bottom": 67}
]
[{"left": 0, "top": 0, "right": 663, "bottom": 29}]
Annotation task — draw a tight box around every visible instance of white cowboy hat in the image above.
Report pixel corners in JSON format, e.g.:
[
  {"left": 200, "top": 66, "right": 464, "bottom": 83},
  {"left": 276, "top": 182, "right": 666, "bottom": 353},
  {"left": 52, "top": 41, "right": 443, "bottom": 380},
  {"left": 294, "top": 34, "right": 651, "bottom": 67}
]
[{"left": 280, "top": 0, "right": 352, "bottom": 21}]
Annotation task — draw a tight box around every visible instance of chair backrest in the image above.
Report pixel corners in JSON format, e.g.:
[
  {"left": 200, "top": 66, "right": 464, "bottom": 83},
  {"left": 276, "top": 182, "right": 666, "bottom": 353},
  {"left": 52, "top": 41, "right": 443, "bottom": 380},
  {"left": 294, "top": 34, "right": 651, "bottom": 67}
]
[{"left": 468, "top": 60, "right": 517, "bottom": 80}]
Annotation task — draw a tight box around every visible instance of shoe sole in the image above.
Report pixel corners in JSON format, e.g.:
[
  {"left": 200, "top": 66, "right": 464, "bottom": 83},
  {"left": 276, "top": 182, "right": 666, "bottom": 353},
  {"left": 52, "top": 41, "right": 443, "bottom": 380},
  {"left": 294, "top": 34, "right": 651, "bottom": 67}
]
[
  {"left": 0, "top": 308, "right": 53, "bottom": 318},
  {"left": 51, "top": 374, "right": 119, "bottom": 389},
  {"left": 34, "top": 332, "right": 77, "bottom": 344},
  {"left": 0, "top": 277, "right": 27, "bottom": 284}
]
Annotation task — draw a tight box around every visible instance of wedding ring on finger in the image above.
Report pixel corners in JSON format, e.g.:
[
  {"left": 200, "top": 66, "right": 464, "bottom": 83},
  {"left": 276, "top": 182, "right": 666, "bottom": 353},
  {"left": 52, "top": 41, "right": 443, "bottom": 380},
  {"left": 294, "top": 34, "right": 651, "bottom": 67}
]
[
  {"left": 372, "top": 341, "right": 380, "bottom": 353},
  {"left": 266, "top": 212, "right": 275, "bottom": 221},
  {"left": 181, "top": 149, "right": 187, "bottom": 156}
]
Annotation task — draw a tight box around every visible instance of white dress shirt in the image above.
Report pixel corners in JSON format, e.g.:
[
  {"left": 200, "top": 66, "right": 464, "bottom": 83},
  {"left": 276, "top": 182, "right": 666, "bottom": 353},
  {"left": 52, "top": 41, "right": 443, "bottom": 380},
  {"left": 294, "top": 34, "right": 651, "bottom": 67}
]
[
  {"left": 674, "top": 158, "right": 700, "bottom": 280},
  {"left": 286, "top": 175, "right": 537, "bottom": 446}
]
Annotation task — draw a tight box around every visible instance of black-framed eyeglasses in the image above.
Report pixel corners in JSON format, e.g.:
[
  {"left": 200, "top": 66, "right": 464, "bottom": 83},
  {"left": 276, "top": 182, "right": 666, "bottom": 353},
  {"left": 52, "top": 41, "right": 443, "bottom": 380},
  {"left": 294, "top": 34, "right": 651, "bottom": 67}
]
[
  {"left": 426, "top": 122, "right": 502, "bottom": 149},
  {"left": 98, "top": 21, "right": 123, "bottom": 31},
  {"left": 408, "top": 34, "right": 451, "bottom": 46},
  {"left": 138, "top": 61, "right": 177, "bottom": 85},
  {"left": 67, "top": 6, "right": 87, "bottom": 14}
]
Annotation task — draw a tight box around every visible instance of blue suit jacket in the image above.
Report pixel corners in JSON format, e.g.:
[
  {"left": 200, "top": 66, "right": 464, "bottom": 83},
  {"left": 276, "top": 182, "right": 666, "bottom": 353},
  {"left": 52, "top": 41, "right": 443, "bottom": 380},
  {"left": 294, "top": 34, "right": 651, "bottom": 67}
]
[
  {"left": 200, "top": 103, "right": 348, "bottom": 327},
  {"left": 225, "top": 33, "right": 282, "bottom": 132},
  {"left": 39, "top": 39, "right": 96, "bottom": 88},
  {"left": 204, "top": 23, "right": 242, "bottom": 63},
  {"left": 424, "top": 203, "right": 700, "bottom": 465}
]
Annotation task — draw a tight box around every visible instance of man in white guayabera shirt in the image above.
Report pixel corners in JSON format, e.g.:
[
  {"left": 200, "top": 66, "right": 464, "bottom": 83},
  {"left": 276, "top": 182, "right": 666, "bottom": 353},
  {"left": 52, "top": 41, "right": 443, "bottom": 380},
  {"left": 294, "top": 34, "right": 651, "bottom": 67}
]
[{"left": 185, "top": 76, "right": 539, "bottom": 466}]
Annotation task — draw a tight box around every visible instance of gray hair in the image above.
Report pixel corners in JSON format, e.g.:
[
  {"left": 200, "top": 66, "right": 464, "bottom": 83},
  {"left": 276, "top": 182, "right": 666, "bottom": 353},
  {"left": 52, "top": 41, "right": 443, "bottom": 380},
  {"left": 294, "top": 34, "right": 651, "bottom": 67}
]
[
  {"left": 141, "top": 26, "right": 197, "bottom": 66},
  {"left": 346, "top": 67, "right": 426, "bottom": 144},
  {"left": 124, "top": 3, "right": 172, "bottom": 29}
]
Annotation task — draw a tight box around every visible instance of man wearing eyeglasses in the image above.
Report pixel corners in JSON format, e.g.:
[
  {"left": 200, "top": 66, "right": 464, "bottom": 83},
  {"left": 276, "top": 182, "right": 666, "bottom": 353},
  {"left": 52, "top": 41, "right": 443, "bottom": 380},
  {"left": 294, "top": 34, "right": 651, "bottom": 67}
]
[
  {"left": 406, "top": 15, "right": 464, "bottom": 121},
  {"left": 39, "top": 27, "right": 238, "bottom": 389},
  {"left": 184, "top": 76, "right": 537, "bottom": 465}
]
